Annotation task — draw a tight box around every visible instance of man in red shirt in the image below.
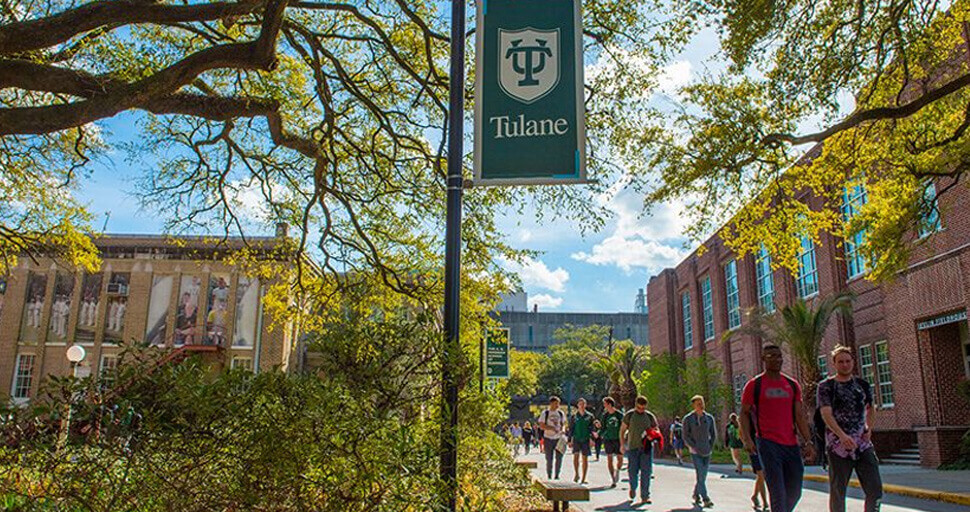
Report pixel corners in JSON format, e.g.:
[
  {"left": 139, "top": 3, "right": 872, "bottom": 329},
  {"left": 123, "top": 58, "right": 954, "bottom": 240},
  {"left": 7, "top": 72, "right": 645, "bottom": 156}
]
[{"left": 740, "top": 344, "right": 816, "bottom": 512}]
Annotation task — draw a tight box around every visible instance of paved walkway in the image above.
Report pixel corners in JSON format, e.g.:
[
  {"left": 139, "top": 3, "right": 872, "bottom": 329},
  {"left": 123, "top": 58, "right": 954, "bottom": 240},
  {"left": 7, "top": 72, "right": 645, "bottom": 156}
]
[{"left": 517, "top": 450, "right": 970, "bottom": 512}]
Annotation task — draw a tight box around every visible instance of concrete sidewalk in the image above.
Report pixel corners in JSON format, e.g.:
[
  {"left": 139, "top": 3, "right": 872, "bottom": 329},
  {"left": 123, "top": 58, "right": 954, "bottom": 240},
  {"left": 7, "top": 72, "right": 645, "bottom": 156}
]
[
  {"left": 518, "top": 450, "right": 970, "bottom": 511},
  {"left": 661, "top": 459, "right": 970, "bottom": 506}
]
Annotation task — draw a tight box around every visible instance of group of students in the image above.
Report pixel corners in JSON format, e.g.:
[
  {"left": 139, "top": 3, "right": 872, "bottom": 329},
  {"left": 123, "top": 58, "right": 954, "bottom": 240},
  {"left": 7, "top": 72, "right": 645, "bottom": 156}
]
[{"left": 521, "top": 343, "right": 883, "bottom": 512}]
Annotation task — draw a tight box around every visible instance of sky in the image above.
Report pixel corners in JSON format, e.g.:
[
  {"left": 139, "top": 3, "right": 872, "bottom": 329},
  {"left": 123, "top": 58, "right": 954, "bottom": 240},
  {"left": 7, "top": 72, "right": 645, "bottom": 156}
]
[{"left": 74, "top": 23, "right": 725, "bottom": 315}]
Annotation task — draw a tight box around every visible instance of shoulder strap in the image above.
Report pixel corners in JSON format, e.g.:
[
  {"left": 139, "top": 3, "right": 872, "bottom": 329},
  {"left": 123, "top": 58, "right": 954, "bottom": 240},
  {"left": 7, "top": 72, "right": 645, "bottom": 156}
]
[
  {"left": 752, "top": 375, "right": 763, "bottom": 437},
  {"left": 784, "top": 375, "right": 798, "bottom": 427}
]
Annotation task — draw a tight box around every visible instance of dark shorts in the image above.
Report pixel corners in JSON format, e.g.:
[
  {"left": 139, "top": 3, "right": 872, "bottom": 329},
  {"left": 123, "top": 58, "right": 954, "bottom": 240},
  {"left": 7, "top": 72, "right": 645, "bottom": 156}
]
[
  {"left": 749, "top": 453, "right": 763, "bottom": 472},
  {"left": 672, "top": 439, "right": 684, "bottom": 450},
  {"left": 604, "top": 439, "right": 621, "bottom": 455},
  {"left": 573, "top": 441, "right": 591, "bottom": 456}
]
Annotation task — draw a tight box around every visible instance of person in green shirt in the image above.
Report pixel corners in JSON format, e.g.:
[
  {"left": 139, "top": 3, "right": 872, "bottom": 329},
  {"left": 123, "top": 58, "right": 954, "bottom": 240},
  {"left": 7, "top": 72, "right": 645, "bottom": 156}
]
[
  {"left": 569, "top": 398, "right": 595, "bottom": 484},
  {"left": 601, "top": 396, "right": 625, "bottom": 488},
  {"left": 620, "top": 395, "right": 658, "bottom": 505}
]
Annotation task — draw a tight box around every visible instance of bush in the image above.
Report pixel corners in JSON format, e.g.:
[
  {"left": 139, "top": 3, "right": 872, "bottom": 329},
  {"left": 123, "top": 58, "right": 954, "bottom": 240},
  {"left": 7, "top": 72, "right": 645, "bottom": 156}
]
[{"left": 0, "top": 321, "right": 537, "bottom": 511}]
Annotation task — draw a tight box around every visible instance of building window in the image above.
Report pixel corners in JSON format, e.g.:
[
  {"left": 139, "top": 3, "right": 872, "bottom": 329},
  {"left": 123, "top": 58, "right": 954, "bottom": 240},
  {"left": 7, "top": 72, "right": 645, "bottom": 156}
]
[
  {"left": 100, "top": 355, "right": 118, "bottom": 390},
  {"left": 961, "top": 322, "right": 970, "bottom": 378},
  {"left": 724, "top": 259, "right": 741, "bottom": 330},
  {"left": 733, "top": 372, "right": 747, "bottom": 409},
  {"left": 755, "top": 246, "right": 775, "bottom": 313},
  {"left": 818, "top": 355, "right": 828, "bottom": 380},
  {"left": 231, "top": 356, "right": 254, "bottom": 372},
  {"left": 682, "top": 292, "right": 693, "bottom": 350},
  {"left": 701, "top": 276, "right": 714, "bottom": 341},
  {"left": 12, "top": 354, "right": 36, "bottom": 399},
  {"left": 842, "top": 184, "right": 869, "bottom": 279},
  {"left": 528, "top": 325, "right": 533, "bottom": 344},
  {"left": 875, "top": 341, "right": 894, "bottom": 407},
  {"left": 796, "top": 236, "right": 819, "bottom": 298},
  {"left": 919, "top": 181, "right": 942, "bottom": 238},
  {"left": 858, "top": 344, "right": 875, "bottom": 388},
  {"left": 626, "top": 326, "right": 632, "bottom": 340}
]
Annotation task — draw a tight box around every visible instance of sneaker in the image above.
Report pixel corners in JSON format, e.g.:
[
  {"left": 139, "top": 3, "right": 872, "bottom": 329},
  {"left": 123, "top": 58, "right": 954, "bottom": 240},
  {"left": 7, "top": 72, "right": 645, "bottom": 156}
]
[
  {"left": 574, "top": 475, "right": 580, "bottom": 483},
  {"left": 629, "top": 488, "right": 636, "bottom": 500},
  {"left": 610, "top": 480, "right": 617, "bottom": 489},
  {"left": 751, "top": 497, "right": 760, "bottom": 510},
  {"left": 693, "top": 494, "right": 702, "bottom": 506},
  {"left": 703, "top": 498, "right": 714, "bottom": 508}
]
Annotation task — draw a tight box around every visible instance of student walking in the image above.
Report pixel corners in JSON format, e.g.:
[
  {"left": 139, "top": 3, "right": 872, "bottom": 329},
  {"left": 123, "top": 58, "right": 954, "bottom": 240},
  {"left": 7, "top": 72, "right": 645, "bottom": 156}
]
[
  {"left": 522, "top": 421, "right": 534, "bottom": 454},
  {"left": 740, "top": 344, "right": 816, "bottom": 512},
  {"left": 592, "top": 419, "right": 603, "bottom": 461},
  {"left": 682, "top": 395, "right": 716, "bottom": 508},
  {"left": 569, "top": 398, "right": 595, "bottom": 484},
  {"left": 619, "top": 396, "right": 658, "bottom": 506},
  {"left": 669, "top": 417, "right": 685, "bottom": 464},
  {"left": 727, "top": 413, "right": 745, "bottom": 474},
  {"left": 539, "top": 396, "right": 567, "bottom": 479},
  {"left": 751, "top": 450, "right": 769, "bottom": 510},
  {"left": 601, "top": 397, "right": 624, "bottom": 488},
  {"left": 818, "top": 345, "right": 883, "bottom": 512},
  {"left": 510, "top": 422, "right": 523, "bottom": 457}
]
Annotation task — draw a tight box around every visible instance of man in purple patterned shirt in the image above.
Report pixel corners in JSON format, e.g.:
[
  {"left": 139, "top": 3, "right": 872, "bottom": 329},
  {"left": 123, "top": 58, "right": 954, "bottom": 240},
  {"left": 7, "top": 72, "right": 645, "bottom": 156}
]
[{"left": 818, "top": 345, "right": 883, "bottom": 512}]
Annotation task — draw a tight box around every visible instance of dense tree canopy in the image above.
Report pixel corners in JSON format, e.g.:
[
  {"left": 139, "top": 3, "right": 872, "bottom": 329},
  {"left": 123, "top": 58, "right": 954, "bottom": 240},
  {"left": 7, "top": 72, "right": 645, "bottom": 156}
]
[
  {"left": 0, "top": 0, "right": 664, "bottom": 290},
  {"left": 638, "top": 0, "right": 970, "bottom": 279}
]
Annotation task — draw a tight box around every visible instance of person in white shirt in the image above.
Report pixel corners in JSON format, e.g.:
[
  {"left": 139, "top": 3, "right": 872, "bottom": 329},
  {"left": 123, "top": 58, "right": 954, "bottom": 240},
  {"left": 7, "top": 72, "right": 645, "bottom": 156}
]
[{"left": 538, "top": 396, "right": 566, "bottom": 479}]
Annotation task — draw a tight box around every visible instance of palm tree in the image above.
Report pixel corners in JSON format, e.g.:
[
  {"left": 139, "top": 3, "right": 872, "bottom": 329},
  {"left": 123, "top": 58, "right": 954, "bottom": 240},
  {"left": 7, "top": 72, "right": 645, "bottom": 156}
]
[
  {"left": 725, "top": 291, "right": 853, "bottom": 411},
  {"left": 597, "top": 340, "right": 646, "bottom": 410}
]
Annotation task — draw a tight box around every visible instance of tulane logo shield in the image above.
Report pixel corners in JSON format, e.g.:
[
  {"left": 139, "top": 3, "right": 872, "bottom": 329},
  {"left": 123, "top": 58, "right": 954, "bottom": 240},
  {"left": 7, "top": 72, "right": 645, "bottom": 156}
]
[{"left": 498, "top": 27, "right": 560, "bottom": 104}]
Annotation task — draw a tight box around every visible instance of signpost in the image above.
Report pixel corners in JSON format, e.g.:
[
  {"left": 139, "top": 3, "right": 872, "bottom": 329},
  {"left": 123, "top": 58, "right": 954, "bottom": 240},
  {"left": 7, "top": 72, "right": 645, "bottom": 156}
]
[
  {"left": 474, "top": 0, "right": 586, "bottom": 185},
  {"left": 485, "top": 328, "right": 511, "bottom": 379}
]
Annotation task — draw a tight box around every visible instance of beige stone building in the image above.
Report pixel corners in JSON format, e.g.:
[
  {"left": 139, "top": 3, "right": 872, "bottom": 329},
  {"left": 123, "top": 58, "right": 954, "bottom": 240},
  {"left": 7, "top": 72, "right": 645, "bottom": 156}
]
[{"left": 1, "top": 233, "right": 305, "bottom": 403}]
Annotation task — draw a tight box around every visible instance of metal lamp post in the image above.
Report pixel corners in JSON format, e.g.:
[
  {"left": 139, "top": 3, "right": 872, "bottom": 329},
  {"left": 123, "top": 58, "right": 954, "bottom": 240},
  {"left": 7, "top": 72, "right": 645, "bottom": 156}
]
[{"left": 58, "top": 344, "right": 86, "bottom": 451}]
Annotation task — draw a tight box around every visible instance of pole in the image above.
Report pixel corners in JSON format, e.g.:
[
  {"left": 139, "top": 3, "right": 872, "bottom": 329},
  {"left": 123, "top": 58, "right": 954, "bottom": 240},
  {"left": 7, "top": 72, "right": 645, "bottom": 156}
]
[
  {"left": 480, "top": 334, "right": 485, "bottom": 394},
  {"left": 441, "top": 0, "right": 465, "bottom": 509}
]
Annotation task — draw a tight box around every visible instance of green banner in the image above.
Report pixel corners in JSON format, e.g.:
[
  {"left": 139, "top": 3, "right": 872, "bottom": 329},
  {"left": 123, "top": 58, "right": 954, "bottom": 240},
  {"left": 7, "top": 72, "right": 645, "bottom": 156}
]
[
  {"left": 485, "top": 328, "right": 510, "bottom": 379},
  {"left": 474, "top": 0, "right": 586, "bottom": 186}
]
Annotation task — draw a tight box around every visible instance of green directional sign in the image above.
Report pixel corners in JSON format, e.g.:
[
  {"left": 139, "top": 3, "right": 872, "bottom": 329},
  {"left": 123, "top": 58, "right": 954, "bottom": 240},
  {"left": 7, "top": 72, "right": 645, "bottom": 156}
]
[
  {"left": 474, "top": 0, "right": 586, "bottom": 186},
  {"left": 485, "top": 328, "right": 510, "bottom": 379}
]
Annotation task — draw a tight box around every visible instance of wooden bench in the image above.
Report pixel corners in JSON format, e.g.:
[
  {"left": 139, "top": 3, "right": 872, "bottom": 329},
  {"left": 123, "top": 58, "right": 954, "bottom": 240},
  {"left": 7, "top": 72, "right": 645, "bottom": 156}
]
[
  {"left": 534, "top": 480, "right": 590, "bottom": 512},
  {"left": 514, "top": 460, "right": 538, "bottom": 469}
]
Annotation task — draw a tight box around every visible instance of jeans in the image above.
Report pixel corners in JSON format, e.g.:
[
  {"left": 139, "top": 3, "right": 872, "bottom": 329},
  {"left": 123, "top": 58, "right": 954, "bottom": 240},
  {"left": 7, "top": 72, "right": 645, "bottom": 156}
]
[
  {"left": 829, "top": 448, "right": 883, "bottom": 512},
  {"left": 626, "top": 447, "right": 653, "bottom": 499},
  {"left": 691, "top": 454, "right": 711, "bottom": 499},
  {"left": 544, "top": 437, "right": 564, "bottom": 478},
  {"left": 757, "top": 437, "right": 804, "bottom": 512}
]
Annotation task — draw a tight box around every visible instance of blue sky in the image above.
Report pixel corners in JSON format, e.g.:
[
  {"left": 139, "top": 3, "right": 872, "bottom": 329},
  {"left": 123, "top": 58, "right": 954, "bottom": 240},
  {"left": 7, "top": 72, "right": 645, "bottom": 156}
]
[{"left": 74, "top": 26, "right": 725, "bottom": 315}]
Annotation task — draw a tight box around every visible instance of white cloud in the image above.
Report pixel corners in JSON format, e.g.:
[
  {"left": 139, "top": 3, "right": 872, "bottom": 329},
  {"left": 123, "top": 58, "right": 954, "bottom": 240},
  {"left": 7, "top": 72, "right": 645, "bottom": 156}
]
[
  {"left": 572, "top": 235, "right": 684, "bottom": 273},
  {"left": 656, "top": 60, "right": 693, "bottom": 97},
  {"left": 529, "top": 293, "right": 563, "bottom": 310},
  {"left": 498, "top": 256, "right": 570, "bottom": 292},
  {"left": 571, "top": 187, "right": 693, "bottom": 274}
]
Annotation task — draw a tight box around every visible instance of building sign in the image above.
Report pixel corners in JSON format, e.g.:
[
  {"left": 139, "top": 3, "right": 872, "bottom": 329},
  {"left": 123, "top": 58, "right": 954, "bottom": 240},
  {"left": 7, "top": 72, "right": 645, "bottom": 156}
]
[
  {"left": 474, "top": 0, "right": 586, "bottom": 185},
  {"left": 485, "top": 328, "right": 510, "bottom": 379},
  {"left": 917, "top": 310, "right": 968, "bottom": 331}
]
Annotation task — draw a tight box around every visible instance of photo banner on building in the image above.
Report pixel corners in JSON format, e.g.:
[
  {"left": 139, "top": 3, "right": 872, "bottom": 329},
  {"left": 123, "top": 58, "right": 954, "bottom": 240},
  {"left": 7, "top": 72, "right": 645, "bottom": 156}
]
[
  {"left": 485, "top": 327, "right": 510, "bottom": 379},
  {"left": 473, "top": 0, "right": 586, "bottom": 186}
]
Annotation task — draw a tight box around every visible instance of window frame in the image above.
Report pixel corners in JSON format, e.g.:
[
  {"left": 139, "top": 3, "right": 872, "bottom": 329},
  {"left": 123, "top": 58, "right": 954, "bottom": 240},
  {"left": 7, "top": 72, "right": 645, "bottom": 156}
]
[
  {"left": 701, "top": 276, "right": 714, "bottom": 341},
  {"left": 875, "top": 341, "right": 894, "bottom": 408},
  {"left": 918, "top": 181, "right": 943, "bottom": 238},
  {"left": 842, "top": 183, "right": 869, "bottom": 279},
  {"left": 755, "top": 246, "right": 775, "bottom": 313},
  {"left": 99, "top": 354, "right": 118, "bottom": 390},
  {"left": 12, "top": 353, "right": 36, "bottom": 400},
  {"left": 231, "top": 356, "right": 254, "bottom": 372},
  {"left": 796, "top": 235, "right": 819, "bottom": 298},
  {"left": 724, "top": 259, "right": 741, "bottom": 330},
  {"left": 682, "top": 291, "right": 693, "bottom": 351}
]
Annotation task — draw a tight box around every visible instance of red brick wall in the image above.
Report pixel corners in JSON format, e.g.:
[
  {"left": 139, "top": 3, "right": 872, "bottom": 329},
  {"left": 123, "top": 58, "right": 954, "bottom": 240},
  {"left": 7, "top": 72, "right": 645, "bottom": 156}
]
[{"left": 645, "top": 174, "right": 970, "bottom": 433}]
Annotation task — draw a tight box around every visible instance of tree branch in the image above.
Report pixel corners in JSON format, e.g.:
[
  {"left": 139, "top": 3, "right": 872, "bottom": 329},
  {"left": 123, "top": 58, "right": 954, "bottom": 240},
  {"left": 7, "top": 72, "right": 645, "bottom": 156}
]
[
  {"left": 0, "top": 0, "right": 261, "bottom": 56},
  {"left": 762, "top": 71, "right": 970, "bottom": 147}
]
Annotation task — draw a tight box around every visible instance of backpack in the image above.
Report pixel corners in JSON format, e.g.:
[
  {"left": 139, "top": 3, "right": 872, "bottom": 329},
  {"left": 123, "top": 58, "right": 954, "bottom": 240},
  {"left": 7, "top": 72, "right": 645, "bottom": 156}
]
[
  {"left": 750, "top": 374, "right": 799, "bottom": 437},
  {"left": 540, "top": 409, "right": 565, "bottom": 430}
]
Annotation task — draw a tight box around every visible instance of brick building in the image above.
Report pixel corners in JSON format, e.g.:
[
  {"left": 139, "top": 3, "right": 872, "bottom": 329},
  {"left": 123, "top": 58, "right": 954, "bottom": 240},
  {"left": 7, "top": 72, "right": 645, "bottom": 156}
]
[
  {"left": 1, "top": 233, "right": 305, "bottom": 404},
  {"left": 647, "top": 170, "right": 970, "bottom": 467}
]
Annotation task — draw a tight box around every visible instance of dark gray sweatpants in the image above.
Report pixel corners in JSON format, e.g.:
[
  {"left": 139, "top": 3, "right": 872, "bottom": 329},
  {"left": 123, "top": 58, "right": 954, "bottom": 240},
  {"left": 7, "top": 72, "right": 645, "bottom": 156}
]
[{"left": 828, "top": 448, "right": 883, "bottom": 512}]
